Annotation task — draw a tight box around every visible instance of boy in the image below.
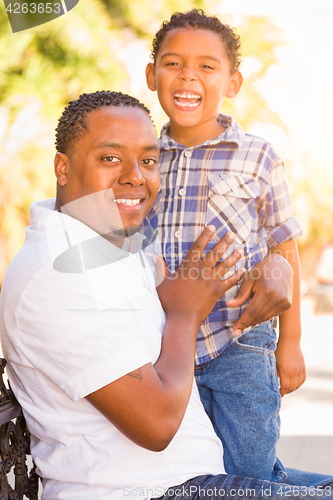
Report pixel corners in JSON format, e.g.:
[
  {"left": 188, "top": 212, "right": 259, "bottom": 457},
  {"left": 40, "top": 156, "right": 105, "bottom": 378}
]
[{"left": 145, "top": 10, "right": 305, "bottom": 482}]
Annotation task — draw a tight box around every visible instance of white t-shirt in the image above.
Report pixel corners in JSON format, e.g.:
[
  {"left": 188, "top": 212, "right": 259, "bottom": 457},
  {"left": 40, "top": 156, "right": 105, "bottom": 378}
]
[{"left": 0, "top": 199, "right": 224, "bottom": 500}]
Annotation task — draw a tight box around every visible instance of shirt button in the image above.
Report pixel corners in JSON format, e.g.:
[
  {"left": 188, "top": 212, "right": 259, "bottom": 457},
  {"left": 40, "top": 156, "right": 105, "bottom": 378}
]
[
  {"left": 175, "top": 230, "right": 181, "bottom": 238},
  {"left": 232, "top": 186, "right": 239, "bottom": 193},
  {"left": 184, "top": 151, "right": 191, "bottom": 157},
  {"left": 179, "top": 188, "right": 186, "bottom": 196}
]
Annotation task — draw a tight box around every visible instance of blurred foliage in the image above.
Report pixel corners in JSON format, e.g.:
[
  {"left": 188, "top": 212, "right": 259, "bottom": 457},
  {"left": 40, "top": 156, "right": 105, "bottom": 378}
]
[
  {"left": 0, "top": 0, "right": 329, "bottom": 286},
  {"left": 101, "top": 0, "right": 208, "bottom": 36},
  {"left": 0, "top": 0, "right": 126, "bottom": 118},
  {"left": 222, "top": 16, "right": 286, "bottom": 132},
  {"left": 287, "top": 156, "right": 333, "bottom": 253}
]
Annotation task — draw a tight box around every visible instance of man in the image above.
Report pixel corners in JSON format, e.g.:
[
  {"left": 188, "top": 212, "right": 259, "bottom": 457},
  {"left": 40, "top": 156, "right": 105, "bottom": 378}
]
[{"left": 1, "top": 91, "right": 330, "bottom": 499}]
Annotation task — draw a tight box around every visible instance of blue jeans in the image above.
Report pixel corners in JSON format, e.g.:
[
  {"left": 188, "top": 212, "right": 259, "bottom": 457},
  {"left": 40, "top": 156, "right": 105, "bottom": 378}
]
[
  {"left": 154, "top": 472, "right": 333, "bottom": 499},
  {"left": 195, "top": 320, "right": 285, "bottom": 482}
]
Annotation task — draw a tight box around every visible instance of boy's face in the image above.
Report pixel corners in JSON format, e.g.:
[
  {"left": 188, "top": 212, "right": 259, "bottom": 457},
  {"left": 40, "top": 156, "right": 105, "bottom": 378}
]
[
  {"left": 146, "top": 28, "right": 242, "bottom": 144},
  {"left": 54, "top": 106, "right": 160, "bottom": 240}
]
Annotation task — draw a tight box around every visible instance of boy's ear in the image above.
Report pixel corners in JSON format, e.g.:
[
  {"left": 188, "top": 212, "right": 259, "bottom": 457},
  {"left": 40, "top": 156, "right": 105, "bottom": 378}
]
[
  {"left": 226, "top": 71, "right": 243, "bottom": 99},
  {"left": 146, "top": 63, "right": 157, "bottom": 91},
  {"left": 54, "top": 152, "right": 69, "bottom": 187}
]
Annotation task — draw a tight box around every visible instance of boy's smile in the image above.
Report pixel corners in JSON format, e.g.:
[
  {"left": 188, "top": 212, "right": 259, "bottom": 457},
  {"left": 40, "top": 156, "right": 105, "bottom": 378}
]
[
  {"left": 146, "top": 28, "right": 242, "bottom": 147},
  {"left": 173, "top": 91, "right": 202, "bottom": 110}
]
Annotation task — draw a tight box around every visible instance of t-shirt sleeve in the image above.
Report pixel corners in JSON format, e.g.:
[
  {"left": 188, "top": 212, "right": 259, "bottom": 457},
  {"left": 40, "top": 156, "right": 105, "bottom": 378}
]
[
  {"left": 259, "top": 155, "right": 303, "bottom": 250},
  {"left": 16, "top": 259, "right": 154, "bottom": 401}
]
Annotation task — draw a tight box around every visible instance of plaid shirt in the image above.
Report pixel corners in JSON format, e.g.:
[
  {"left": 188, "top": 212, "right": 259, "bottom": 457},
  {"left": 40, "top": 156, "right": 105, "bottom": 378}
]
[{"left": 145, "top": 114, "right": 302, "bottom": 365}]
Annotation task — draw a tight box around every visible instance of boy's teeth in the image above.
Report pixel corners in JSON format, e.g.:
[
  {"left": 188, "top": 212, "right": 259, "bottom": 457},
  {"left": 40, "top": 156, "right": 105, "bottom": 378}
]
[
  {"left": 174, "top": 92, "right": 201, "bottom": 108},
  {"left": 175, "top": 101, "right": 200, "bottom": 108},
  {"left": 175, "top": 92, "right": 201, "bottom": 99},
  {"left": 113, "top": 199, "right": 141, "bottom": 206}
]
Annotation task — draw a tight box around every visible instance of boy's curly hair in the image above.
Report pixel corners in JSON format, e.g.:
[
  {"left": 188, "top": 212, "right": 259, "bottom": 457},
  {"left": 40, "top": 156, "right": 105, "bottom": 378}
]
[
  {"left": 151, "top": 9, "right": 241, "bottom": 74},
  {"left": 55, "top": 91, "right": 151, "bottom": 154}
]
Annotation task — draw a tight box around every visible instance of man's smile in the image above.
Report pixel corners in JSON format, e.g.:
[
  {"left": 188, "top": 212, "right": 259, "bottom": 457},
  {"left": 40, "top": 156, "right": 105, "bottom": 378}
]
[
  {"left": 112, "top": 195, "right": 146, "bottom": 212},
  {"left": 113, "top": 198, "right": 141, "bottom": 206}
]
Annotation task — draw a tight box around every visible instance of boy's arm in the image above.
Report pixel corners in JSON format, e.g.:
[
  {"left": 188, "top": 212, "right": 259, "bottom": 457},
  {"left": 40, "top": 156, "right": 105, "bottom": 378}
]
[
  {"left": 86, "top": 229, "right": 245, "bottom": 451},
  {"left": 271, "top": 239, "right": 306, "bottom": 396}
]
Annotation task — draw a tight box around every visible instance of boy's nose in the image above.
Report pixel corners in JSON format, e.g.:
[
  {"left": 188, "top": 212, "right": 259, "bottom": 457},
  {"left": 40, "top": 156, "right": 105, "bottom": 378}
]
[{"left": 179, "top": 67, "right": 197, "bottom": 82}]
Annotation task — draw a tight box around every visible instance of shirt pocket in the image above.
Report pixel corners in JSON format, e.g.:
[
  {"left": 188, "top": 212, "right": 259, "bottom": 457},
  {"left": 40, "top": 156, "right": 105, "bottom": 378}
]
[{"left": 206, "top": 174, "right": 261, "bottom": 245}]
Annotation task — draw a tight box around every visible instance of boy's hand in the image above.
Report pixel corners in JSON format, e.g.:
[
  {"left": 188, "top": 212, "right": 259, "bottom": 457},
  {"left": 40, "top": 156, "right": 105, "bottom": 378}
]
[
  {"left": 275, "top": 336, "right": 306, "bottom": 396},
  {"left": 157, "top": 226, "right": 246, "bottom": 326},
  {"left": 226, "top": 253, "right": 293, "bottom": 335}
]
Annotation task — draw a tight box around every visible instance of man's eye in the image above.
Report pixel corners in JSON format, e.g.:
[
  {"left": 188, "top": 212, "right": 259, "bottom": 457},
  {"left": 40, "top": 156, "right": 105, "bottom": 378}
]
[
  {"left": 142, "top": 158, "right": 157, "bottom": 166},
  {"left": 103, "top": 156, "right": 120, "bottom": 162}
]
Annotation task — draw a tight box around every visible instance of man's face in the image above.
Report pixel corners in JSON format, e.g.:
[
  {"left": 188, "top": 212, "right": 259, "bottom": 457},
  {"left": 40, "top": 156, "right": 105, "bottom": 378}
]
[
  {"left": 55, "top": 106, "right": 160, "bottom": 239},
  {"left": 146, "top": 28, "right": 242, "bottom": 142}
]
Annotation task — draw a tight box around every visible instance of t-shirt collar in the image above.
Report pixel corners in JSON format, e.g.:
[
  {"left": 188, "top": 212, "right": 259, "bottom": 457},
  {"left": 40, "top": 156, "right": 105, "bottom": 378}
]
[{"left": 28, "top": 199, "right": 147, "bottom": 273}]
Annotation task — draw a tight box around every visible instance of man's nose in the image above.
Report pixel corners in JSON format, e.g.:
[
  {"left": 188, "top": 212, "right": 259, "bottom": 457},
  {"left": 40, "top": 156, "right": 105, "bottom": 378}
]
[{"left": 119, "top": 161, "right": 145, "bottom": 185}]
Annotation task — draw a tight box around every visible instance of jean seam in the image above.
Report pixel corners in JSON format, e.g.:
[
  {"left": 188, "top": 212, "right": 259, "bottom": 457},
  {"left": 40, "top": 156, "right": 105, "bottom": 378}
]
[
  {"left": 270, "top": 356, "right": 281, "bottom": 398},
  {"left": 195, "top": 360, "right": 213, "bottom": 374},
  {"left": 232, "top": 341, "right": 275, "bottom": 357}
]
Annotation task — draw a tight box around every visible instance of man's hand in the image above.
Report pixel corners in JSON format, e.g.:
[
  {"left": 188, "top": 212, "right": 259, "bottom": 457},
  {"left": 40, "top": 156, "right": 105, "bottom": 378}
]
[
  {"left": 275, "top": 336, "right": 306, "bottom": 396},
  {"left": 157, "top": 227, "right": 246, "bottom": 326},
  {"left": 226, "top": 253, "right": 293, "bottom": 335}
]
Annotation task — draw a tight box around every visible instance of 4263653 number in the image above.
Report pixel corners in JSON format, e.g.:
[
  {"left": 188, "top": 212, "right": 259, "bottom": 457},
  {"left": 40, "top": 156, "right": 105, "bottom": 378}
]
[{"left": 5, "top": 3, "right": 61, "bottom": 14}]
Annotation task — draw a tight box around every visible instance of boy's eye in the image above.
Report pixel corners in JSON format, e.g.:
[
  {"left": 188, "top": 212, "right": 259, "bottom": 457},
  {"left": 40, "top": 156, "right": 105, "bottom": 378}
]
[
  {"left": 201, "top": 64, "right": 215, "bottom": 70},
  {"left": 165, "top": 62, "right": 181, "bottom": 67},
  {"left": 103, "top": 156, "right": 121, "bottom": 163}
]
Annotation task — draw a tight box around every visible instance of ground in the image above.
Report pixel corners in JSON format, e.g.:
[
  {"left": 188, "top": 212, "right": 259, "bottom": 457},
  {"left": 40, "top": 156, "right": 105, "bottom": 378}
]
[{"left": 278, "top": 297, "right": 333, "bottom": 474}]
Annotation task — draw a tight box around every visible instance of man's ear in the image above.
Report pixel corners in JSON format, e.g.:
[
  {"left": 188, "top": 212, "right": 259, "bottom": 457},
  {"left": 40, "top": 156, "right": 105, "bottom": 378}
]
[
  {"left": 226, "top": 71, "right": 243, "bottom": 99},
  {"left": 54, "top": 153, "right": 69, "bottom": 187},
  {"left": 146, "top": 63, "right": 157, "bottom": 92}
]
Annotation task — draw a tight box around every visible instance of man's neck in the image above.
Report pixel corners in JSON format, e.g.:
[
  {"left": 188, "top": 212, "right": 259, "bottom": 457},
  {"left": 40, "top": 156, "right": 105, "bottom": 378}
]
[{"left": 55, "top": 198, "right": 126, "bottom": 250}]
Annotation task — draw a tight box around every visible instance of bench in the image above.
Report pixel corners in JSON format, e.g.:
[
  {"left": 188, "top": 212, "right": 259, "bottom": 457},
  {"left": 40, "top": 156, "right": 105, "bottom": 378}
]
[{"left": 0, "top": 358, "right": 40, "bottom": 499}]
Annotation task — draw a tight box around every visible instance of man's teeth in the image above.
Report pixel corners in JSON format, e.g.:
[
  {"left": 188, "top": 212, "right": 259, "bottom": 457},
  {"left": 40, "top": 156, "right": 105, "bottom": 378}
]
[{"left": 113, "top": 199, "right": 141, "bottom": 206}]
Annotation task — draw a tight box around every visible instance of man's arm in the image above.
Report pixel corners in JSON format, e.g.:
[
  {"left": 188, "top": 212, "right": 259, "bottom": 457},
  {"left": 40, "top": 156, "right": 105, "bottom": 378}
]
[
  {"left": 226, "top": 252, "right": 293, "bottom": 335},
  {"left": 86, "top": 228, "right": 245, "bottom": 451}
]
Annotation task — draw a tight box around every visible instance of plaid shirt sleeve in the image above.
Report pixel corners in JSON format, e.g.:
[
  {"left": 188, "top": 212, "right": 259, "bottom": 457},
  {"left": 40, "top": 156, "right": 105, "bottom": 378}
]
[{"left": 259, "top": 155, "right": 303, "bottom": 250}]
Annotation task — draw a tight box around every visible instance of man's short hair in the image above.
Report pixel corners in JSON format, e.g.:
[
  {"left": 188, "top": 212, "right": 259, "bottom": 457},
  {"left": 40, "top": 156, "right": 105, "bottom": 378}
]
[
  {"left": 55, "top": 91, "right": 151, "bottom": 155},
  {"left": 151, "top": 9, "right": 241, "bottom": 74}
]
